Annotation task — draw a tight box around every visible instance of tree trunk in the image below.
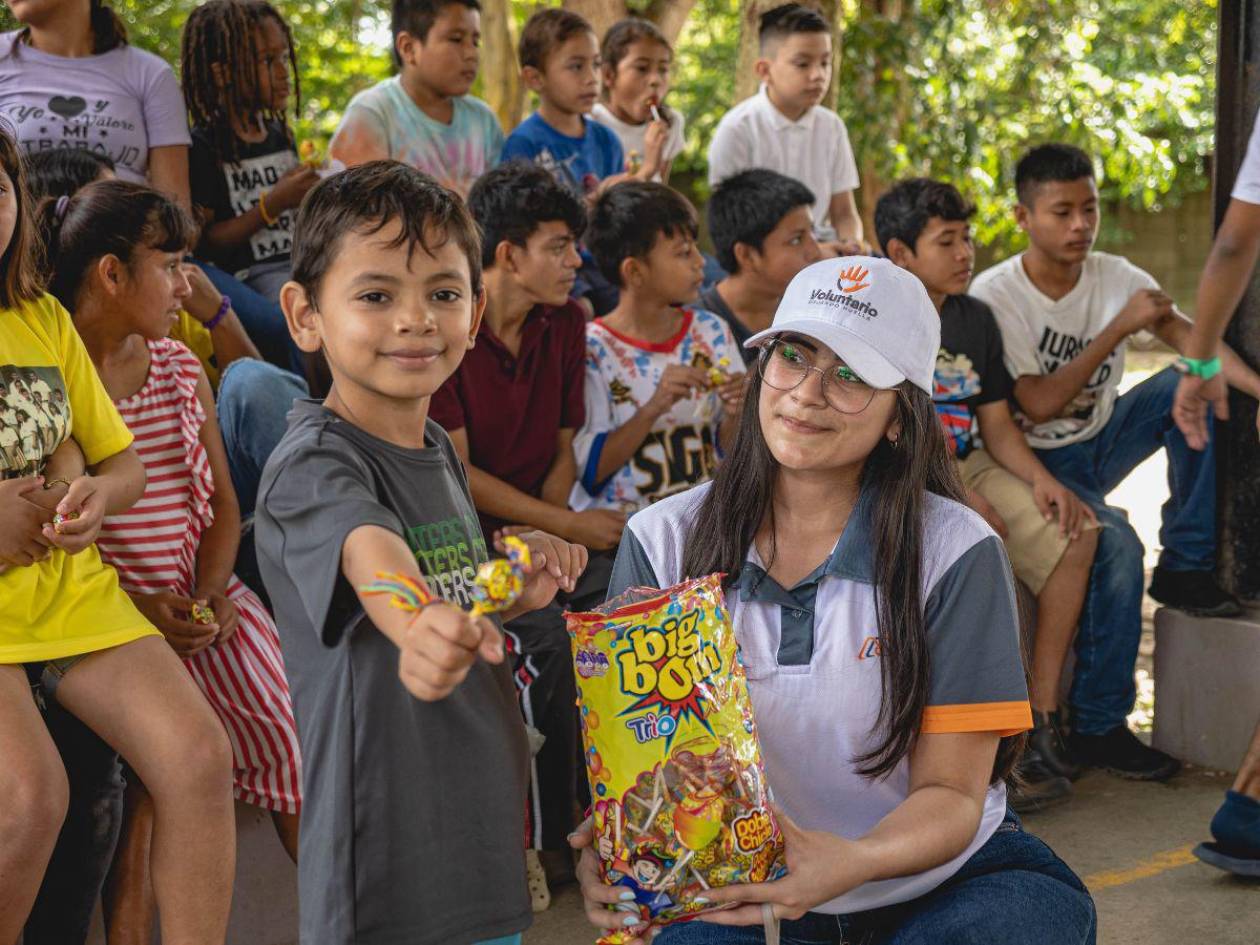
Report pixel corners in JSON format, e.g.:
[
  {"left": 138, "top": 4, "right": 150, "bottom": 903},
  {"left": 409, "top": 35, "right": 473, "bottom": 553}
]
[
  {"left": 644, "top": 0, "right": 701, "bottom": 44},
  {"left": 735, "top": 1, "right": 844, "bottom": 108},
  {"left": 563, "top": 0, "right": 628, "bottom": 39},
  {"left": 480, "top": 0, "right": 524, "bottom": 132}
]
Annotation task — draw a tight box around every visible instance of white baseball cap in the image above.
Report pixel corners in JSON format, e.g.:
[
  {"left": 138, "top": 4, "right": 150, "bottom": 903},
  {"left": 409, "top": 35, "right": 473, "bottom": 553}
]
[{"left": 744, "top": 256, "right": 940, "bottom": 395}]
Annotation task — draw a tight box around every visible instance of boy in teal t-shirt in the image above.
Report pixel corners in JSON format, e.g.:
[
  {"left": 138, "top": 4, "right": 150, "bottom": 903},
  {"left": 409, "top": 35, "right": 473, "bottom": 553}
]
[{"left": 329, "top": 0, "right": 502, "bottom": 196}]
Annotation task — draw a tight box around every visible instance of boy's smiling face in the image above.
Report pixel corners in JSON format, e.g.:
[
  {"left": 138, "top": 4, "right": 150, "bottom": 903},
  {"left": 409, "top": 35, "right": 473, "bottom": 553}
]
[{"left": 287, "top": 219, "right": 483, "bottom": 408}]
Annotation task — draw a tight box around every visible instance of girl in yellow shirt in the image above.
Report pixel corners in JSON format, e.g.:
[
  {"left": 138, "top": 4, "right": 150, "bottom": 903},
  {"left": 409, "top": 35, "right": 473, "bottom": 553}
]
[{"left": 0, "top": 130, "right": 235, "bottom": 942}]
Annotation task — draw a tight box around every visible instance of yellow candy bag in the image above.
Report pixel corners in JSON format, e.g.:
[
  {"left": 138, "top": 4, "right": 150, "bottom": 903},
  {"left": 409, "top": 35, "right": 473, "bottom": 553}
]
[{"left": 567, "top": 574, "right": 786, "bottom": 943}]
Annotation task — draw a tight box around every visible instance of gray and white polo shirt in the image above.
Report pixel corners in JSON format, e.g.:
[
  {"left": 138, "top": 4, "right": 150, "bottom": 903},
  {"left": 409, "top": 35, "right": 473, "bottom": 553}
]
[{"left": 607, "top": 481, "right": 1031, "bottom": 914}]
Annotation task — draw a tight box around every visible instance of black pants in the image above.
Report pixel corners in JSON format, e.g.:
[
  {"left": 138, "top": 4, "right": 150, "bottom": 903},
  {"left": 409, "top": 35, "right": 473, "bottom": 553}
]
[
  {"left": 24, "top": 694, "right": 125, "bottom": 945},
  {"left": 505, "top": 552, "right": 612, "bottom": 850}
]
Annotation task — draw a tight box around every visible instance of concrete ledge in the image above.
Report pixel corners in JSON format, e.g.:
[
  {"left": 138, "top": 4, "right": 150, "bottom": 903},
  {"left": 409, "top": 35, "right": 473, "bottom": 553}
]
[
  {"left": 85, "top": 801, "right": 297, "bottom": 945},
  {"left": 1152, "top": 605, "right": 1260, "bottom": 771}
]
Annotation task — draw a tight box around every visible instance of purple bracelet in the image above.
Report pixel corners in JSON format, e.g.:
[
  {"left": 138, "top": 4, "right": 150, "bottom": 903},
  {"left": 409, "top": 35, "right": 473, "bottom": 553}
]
[{"left": 205, "top": 295, "right": 232, "bottom": 331}]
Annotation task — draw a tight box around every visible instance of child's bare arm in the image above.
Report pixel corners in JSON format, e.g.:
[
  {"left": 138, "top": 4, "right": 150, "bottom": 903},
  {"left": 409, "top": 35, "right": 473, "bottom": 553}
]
[{"left": 341, "top": 524, "right": 504, "bottom": 701}]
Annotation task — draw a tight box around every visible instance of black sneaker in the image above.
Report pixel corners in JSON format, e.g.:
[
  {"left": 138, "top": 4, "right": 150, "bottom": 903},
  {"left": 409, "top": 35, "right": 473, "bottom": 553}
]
[
  {"left": 1068, "top": 725, "right": 1181, "bottom": 781},
  {"left": 1009, "top": 751, "right": 1073, "bottom": 813},
  {"left": 1029, "top": 710, "right": 1082, "bottom": 781},
  {"left": 1148, "top": 567, "right": 1243, "bottom": 618}
]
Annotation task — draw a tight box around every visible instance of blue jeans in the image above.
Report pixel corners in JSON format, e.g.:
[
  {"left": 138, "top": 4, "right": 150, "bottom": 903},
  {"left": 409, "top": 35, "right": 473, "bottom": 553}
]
[
  {"left": 655, "top": 814, "right": 1095, "bottom": 945},
  {"left": 1033, "top": 368, "right": 1216, "bottom": 734},
  {"left": 194, "top": 259, "right": 303, "bottom": 373},
  {"left": 217, "top": 358, "right": 309, "bottom": 599}
]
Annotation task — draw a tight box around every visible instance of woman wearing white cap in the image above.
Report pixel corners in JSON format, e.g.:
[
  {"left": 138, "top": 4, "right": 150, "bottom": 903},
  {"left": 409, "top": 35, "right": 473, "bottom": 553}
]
[{"left": 572, "top": 257, "right": 1095, "bottom": 944}]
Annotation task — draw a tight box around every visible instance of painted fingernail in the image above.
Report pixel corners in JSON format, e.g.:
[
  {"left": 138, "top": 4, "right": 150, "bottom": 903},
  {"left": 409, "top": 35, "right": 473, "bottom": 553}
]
[{"left": 618, "top": 890, "right": 636, "bottom": 901}]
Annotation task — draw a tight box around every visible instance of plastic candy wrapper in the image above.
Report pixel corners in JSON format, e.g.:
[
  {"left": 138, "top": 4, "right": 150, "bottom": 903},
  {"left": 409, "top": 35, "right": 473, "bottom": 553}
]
[
  {"left": 51, "top": 509, "right": 79, "bottom": 534},
  {"left": 566, "top": 574, "right": 786, "bottom": 943},
  {"left": 190, "top": 601, "right": 216, "bottom": 626},
  {"left": 360, "top": 536, "right": 529, "bottom": 617}
]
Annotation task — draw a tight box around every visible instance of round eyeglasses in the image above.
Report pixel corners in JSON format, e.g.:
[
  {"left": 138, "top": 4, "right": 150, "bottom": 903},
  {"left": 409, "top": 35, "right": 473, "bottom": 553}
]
[{"left": 758, "top": 339, "right": 878, "bottom": 414}]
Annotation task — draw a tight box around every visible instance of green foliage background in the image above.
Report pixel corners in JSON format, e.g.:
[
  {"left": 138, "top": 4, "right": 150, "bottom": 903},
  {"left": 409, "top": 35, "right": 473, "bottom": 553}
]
[{"left": 1, "top": 0, "right": 1218, "bottom": 255}]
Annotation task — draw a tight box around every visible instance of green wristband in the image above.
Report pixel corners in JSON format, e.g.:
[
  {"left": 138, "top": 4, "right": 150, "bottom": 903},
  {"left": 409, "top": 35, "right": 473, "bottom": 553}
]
[{"left": 1176, "top": 356, "right": 1222, "bottom": 380}]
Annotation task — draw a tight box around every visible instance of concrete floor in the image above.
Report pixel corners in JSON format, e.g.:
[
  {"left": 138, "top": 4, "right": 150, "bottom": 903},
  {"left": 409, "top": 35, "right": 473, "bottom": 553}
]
[{"left": 525, "top": 768, "right": 1260, "bottom": 945}]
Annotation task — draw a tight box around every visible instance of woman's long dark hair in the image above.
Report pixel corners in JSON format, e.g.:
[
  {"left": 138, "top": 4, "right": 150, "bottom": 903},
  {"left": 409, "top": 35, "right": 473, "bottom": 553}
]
[
  {"left": 682, "top": 357, "right": 1025, "bottom": 784},
  {"left": 15, "top": 0, "right": 128, "bottom": 54}
]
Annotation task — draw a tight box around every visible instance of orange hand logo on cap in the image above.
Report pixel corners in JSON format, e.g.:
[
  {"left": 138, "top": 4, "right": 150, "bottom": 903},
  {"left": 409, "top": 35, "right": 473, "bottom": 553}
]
[{"left": 838, "top": 265, "right": 870, "bottom": 294}]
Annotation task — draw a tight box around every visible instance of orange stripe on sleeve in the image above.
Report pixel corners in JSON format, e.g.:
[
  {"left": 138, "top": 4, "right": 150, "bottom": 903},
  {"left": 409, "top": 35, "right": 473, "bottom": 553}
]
[{"left": 921, "top": 701, "right": 1032, "bottom": 737}]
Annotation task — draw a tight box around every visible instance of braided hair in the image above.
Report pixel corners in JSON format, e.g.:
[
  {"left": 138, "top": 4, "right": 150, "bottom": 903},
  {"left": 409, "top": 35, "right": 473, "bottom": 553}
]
[{"left": 180, "top": 0, "right": 300, "bottom": 165}]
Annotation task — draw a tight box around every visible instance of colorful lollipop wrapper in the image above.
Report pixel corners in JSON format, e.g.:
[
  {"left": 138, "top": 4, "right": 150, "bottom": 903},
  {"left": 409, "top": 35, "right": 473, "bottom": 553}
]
[
  {"left": 707, "top": 357, "right": 732, "bottom": 388},
  {"left": 470, "top": 535, "right": 531, "bottom": 616},
  {"left": 191, "top": 600, "right": 216, "bottom": 626},
  {"left": 52, "top": 509, "right": 79, "bottom": 534},
  {"left": 299, "top": 139, "right": 323, "bottom": 168}
]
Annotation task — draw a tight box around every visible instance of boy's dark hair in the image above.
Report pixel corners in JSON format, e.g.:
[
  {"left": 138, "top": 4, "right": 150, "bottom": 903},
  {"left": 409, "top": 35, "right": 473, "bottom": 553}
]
[
  {"left": 601, "top": 17, "right": 671, "bottom": 71},
  {"left": 708, "top": 169, "right": 814, "bottom": 274},
  {"left": 23, "top": 150, "right": 116, "bottom": 202},
  {"left": 37, "top": 180, "right": 197, "bottom": 310},
  {"left": 1015, "top": 143, "right": 1095, "bottom": 207},
  {"left": 759, "top": 3, "right": 828, "bottom": 51},
  {"left": 0, "top": 128, "right": 45, "bottom": 309},
  {"left": 292, "top": 161, "right": 483, "bottom": 302},
  {"left": 15, "top": 0, "right": 127, "bottom": 55},
  {"left": 181, "top": 0, "right": 300, "bottom": 165},
  {"left": 466, "top": 161, "right": 586, "bottom": 269},
  {"left": 390, "top": 0, "right": 480, "bottom": 68},
  {"left": 519, "top": 8, "right": 593, "bottom": 71},
  {"left": 587, "top": 181, "right": 697, "bottom": 287},
  {"left": 873, "top": 178, "right": 975, "bottom": 255}
]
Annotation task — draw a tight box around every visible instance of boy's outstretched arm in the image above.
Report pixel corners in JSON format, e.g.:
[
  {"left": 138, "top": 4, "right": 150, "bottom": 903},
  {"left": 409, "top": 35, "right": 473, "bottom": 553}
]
[{"left": 342, "top": 524, "right": 504, "bottom": 702}]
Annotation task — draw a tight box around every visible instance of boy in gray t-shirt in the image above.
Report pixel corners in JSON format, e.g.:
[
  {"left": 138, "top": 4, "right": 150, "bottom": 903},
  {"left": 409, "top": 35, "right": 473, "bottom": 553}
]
[{"left": 256, "top": 163, "right": 587, "bottom": 945}]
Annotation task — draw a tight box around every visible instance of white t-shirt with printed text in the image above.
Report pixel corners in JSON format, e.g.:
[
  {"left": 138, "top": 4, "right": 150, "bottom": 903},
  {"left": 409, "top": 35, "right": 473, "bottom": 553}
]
[{"left": 971, "top": 251, "right": 1160, "bottom": 449}]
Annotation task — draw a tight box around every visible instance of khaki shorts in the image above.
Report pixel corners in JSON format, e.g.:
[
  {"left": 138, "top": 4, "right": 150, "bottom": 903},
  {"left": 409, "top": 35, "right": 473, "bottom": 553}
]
[{"left": 958, "top": 448, "right": 1070, "bottom": 595}]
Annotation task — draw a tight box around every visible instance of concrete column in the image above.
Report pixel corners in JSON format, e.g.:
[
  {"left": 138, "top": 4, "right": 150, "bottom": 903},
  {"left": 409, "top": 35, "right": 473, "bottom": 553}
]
[{"left": 1216, "top": 0, "right": 1260, "bottom": 598}]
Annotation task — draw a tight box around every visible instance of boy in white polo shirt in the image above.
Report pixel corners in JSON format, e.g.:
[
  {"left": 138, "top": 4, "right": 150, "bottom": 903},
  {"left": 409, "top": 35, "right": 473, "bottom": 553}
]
[
  {"left": 972, "top": 143, "right": 1260, "bottom": 782},
  {"left": 707, "top": 3, "right": 862, "bottom": 254}
]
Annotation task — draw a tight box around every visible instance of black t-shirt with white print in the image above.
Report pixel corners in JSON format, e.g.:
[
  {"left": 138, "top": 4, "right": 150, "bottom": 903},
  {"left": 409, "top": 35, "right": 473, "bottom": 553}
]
[{"left": 190, "top": 120, "right": 298, "bottom": 276}]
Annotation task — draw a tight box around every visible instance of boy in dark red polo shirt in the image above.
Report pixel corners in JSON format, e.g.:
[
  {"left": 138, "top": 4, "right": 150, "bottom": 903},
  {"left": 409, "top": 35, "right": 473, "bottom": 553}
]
[{"left": 431, "top": 160, "right": 624, "bottom": 900}]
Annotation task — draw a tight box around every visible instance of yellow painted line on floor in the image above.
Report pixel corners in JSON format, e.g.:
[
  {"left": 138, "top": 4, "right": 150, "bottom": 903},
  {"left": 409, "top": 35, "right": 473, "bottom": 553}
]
[{"left": 1084, "top": 844, "right": 1199, "bottom": 891}]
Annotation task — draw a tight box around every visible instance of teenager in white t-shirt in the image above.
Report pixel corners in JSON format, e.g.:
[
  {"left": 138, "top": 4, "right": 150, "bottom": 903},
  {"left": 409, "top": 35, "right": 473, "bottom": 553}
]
[
  {"left": 972, "top": 144, "right": 1260, "bottom": 782},
  {"left": 1175, "top": 112, "right": 1260, "bottom": 879},
  {"left": 591, "top": 19, "right": 686, "bottom": 184},
  {"left": 707, "top": 4, "right": 861, "bottom": 253},
  {"left": 571, "top": 258, "right": 1095, "bottom": 945}
]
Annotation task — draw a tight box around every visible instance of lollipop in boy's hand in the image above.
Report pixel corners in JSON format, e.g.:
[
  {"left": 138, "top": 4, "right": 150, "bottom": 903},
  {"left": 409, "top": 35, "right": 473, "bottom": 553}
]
[{"left": 470, "top": 536, "right": 531, "bottom": 616}]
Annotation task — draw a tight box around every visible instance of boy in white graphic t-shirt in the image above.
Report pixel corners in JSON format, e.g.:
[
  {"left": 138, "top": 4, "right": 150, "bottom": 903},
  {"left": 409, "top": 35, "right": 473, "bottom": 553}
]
[
  {"left": 972, "top": 143, "right": 1260, "bottom": 782},
  {"left": 572, "top": 182, "right": 745, "bottom": 514}
]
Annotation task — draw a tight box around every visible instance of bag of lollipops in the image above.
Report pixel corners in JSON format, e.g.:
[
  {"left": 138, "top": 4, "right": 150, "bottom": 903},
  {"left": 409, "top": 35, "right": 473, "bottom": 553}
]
[{"left": 566, "top": 574, "right": 787, "bottom": 943}]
